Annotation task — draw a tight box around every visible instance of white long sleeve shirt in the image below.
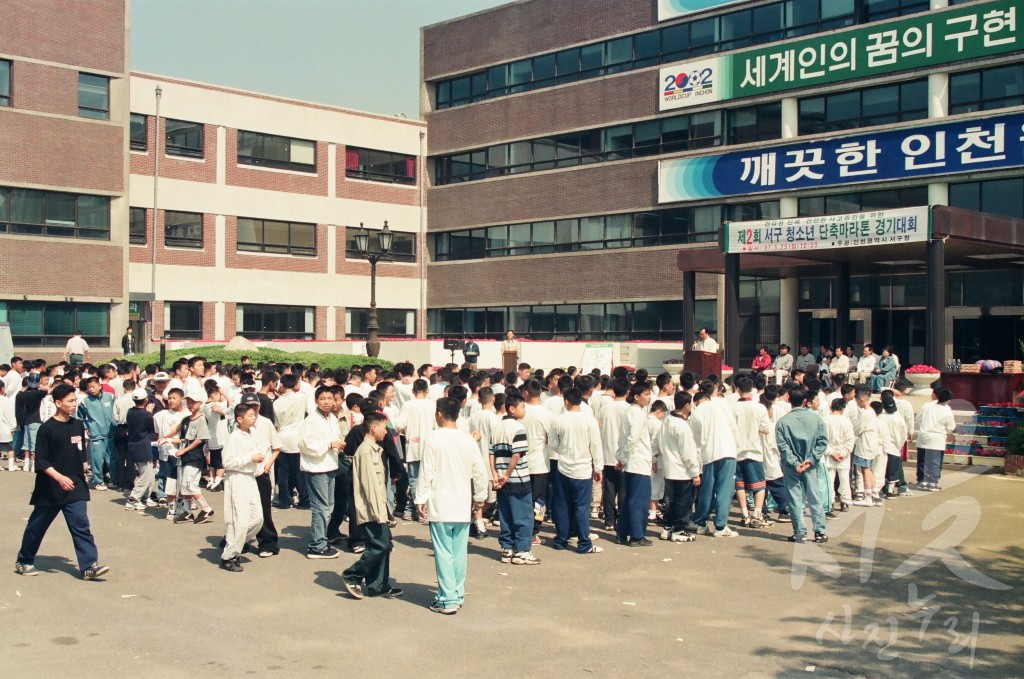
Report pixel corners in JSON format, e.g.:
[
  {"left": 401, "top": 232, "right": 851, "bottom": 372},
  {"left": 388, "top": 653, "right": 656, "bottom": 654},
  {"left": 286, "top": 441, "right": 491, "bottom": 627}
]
[
  {"left": 825, "top": 413, "right": 855, "bottom": 469},
  {"left": 856, "top": 355, "right": 877, "bottom": 374},
  {"left": 0, "top": 394, "right": 15, "bottom": 443},
  {"left": 761, "top": 418, "right": 783, "bottom": 480},
  {"left": 298, "top": 410, "right": 339, "bottom": 473},
  {"left": 599, "top": 400, "right": 629, "bottom": 468},
  {"left": 896, "top": 398, "right": 914, "bottom": 440},
  {"left": 689, "top": 398, "right": 739, "bottom": 465},
  {"left": 549, "top": 410, "right": 601, "bottom": 480},
  {"left": 468, "top": 408, "right": 499, "bottom": 468},
  {"left": 853, "top": 406, "right": 881, "bottom": 460},
  {"left": 253, "top": 415, "right": 282, "bottom": 475},
  {"left": 415, "top": 427, "right": 487, "bottom": 523},
  {"left": 221, "top": 428, "right": 262, "bottom": 475},
  {"left": 616, "top": 404, "right": 653, "bottom": 475},
  {"left": 523, "top": 403, "right": 555, "bottom": 473},
  {"left": 732, "top": 399, "right": 770, "bottom": 462},
  {"left": 274, "top": 390, "right": 308, "bottom": 453},
  {"left": 658, "top": 414, "right": 701, "bottom": 480},
  {"left": 916, "top": 401, "right": 956, "bottom": 451},
  {"left": 878, "top": 411, "right": 909, "bottom": 458},
  {"left": 403, "top": 397, "right": 437, "bottom": 462}
]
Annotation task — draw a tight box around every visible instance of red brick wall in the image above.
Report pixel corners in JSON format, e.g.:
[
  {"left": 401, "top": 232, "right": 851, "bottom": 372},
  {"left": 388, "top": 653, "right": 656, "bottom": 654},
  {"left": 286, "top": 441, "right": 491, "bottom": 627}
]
[
  {"left": 0, "top": 110, "right": 124, "bottom": 192},
  {"left": 422, "top": 0, "right": 653, "bottom": 80},
  {"left": 223, "top": 216, "right": 328, "bottom": 273},
  {"left": 225, "top": 129, "right": 329, "bottom": 196},
  {"left": 130, "top": 118, "right": 217, "bottom": 184},
  {"left": 426, "top": 248, "right": 715, "bottom": 308},
  {"left": 9, "top": 61, "right": 81, "bottom": 117},
  {"left": 0, "top": 0, "right": 126, "bottom": 74},
  {"left": 0, "top": 237, "right": 123, "bottom": 298},
  {"left": 335, "top": 305, "right": 347, "bottom": 340},
  {"left": 223, "top": 302, "right": 237, "bottom": 339},
  {"left": 202, "top": 301, "right": 217, "bottom": 341},
  {"left": 315, "top": 306, "right": 328, "bottom": 341},
  {"left": 150, "top": 300, "right": 165, "bottom": 338}
]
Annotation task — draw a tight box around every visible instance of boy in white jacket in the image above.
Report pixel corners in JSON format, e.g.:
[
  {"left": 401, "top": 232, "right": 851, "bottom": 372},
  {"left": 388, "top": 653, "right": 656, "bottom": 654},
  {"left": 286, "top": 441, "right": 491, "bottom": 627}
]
[
  {"left": 851, "top": 388, "right": 882, "bottom": 507},
  {"left": 657, "top": 392, "right": 700, "bottom": 542},
  {"left": 219, "top": 403, "right": 264, "bottom": 573},
  {"left": 0, "top": 384, "right": 17, "bottom": 472},
  {"left": 824, "top": 398, "right": 855, "bottom": 513},
  {"left": 731, "top": 376, "right": 771, "bottom": 528},
  {"left": 299, "top": 387, "right": 344, "bottom": 559}
]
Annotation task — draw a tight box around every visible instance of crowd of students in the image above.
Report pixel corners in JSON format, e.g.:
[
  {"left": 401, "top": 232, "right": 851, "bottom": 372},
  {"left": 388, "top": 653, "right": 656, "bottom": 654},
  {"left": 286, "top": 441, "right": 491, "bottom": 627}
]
[{"left": 1, "top": 354, "right": 957, "bottom": 613}]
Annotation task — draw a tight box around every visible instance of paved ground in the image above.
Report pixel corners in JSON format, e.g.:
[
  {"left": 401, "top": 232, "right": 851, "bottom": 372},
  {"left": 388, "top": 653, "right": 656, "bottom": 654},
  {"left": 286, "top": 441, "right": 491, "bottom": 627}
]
[{"left": 0, "top": 463, "right": 1020, "bottom": 679}]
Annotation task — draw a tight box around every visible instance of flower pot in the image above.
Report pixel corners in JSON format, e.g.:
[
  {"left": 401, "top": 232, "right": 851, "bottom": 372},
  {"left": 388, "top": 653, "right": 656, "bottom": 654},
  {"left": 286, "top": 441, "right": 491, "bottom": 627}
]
[
  {"left": 905, "top": 372, "right": 939, "bottom": 393},
  {"left": 722, "top": 369, "right": 733, "bottom": 381},
  {"left": 662, "top": 362, "right": 683, "bottom": 373}
]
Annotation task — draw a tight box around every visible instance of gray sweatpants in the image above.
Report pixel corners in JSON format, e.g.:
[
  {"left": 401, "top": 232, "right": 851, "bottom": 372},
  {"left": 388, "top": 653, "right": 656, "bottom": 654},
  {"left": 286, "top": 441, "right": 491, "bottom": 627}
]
[{"left": 129, "top": 461, "right": 156, "bottom": 502}]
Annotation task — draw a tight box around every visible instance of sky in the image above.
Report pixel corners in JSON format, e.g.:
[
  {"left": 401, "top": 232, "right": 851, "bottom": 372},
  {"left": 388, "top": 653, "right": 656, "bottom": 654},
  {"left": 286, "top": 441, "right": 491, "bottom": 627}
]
[{"left": 130, "top": 0, "right": 509, "bottom": 119}]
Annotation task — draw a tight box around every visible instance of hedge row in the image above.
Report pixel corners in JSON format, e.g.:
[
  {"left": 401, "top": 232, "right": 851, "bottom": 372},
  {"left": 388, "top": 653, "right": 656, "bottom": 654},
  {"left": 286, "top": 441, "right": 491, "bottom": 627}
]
[{"left": 116, "top": 346, "right": 394, "bottom": 372}]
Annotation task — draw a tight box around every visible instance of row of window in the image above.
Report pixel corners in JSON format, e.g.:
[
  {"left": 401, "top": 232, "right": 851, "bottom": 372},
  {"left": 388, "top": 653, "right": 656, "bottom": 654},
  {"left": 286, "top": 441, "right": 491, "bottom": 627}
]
[
  {"left": 130, "top": 117, "right": 417, "bottom": 185},
  {"left": 435, "top": 62, "right": 1020, "bottom": 186},
  {"left": 426, "top": 300, "right": 718, "bottom": 342},
  {"left": 0, "top": 60, "right": 110, "bottom": 118},
  {"left": 128, "top": 208, "right": 417, "bottom": 261},
  {"left": 799, "top": 269, "right": 1024, "bottom": 310},
  {"left": 163, "top": 303, "right": 416, "bottom": 341},
  {"left": 435, "top": 104, "right": 780, "bottom": 184},
  {"left": 0, "top": 302, "right": 108, "bottom": 347},
  {"left": 434, "top": 0, "right": 935, "bottom": 109},
  {"left": 0, "top": 187, "right": 110, "bottom": 239},
  {"left": 430, "top": 202, "right": 778, "bottom": 262}
]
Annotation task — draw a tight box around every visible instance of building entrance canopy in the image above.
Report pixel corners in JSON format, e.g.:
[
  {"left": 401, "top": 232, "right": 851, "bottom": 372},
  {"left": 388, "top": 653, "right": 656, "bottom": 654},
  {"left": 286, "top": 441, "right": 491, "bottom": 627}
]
[{"left": 676, "top": 206, "right": 1024, "bottom": 370}]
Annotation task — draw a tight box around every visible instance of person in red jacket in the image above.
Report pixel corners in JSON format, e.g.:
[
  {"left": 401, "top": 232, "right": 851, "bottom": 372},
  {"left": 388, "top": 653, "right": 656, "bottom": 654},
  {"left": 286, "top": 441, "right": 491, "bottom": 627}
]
[{"left": 751, "top": 346, "right": 772, "bottom": 374}]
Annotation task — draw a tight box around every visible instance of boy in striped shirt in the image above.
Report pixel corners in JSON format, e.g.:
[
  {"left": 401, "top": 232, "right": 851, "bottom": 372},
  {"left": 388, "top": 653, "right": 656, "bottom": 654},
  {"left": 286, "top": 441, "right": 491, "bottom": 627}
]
[{"left": 489, "top": 393, "right": 538, "bottom": 565}]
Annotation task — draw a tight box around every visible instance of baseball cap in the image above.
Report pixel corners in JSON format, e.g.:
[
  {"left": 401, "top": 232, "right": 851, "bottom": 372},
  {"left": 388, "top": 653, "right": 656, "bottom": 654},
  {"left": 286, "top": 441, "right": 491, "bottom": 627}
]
[
  {"left": 184, "top": 386, "right": 205, "bottom": 402},
  {"left": 152, "top": 371, "right": 170, "bottom": 382},
  {"left": 239, "top": 393, "right": 260, "bottom": 406},
  {"left": 26, "top": 373, "right": 40, "bottom": 387},
  {"left": 132, "top": 388, "right": 148, "bottom": 401}
]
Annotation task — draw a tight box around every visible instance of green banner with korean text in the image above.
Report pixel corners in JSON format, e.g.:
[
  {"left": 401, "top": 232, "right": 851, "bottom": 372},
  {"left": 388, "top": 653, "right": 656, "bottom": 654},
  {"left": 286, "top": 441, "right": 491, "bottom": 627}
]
[{"left": 660, "top": 0, "right": 1020, "bottom": 111}]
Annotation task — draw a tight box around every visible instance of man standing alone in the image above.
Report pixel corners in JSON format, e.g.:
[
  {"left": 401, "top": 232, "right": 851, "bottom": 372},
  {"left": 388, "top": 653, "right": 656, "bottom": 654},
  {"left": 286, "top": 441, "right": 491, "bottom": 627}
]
[{"left": 775, "top": 386, "right": 829, "bottom": 544}]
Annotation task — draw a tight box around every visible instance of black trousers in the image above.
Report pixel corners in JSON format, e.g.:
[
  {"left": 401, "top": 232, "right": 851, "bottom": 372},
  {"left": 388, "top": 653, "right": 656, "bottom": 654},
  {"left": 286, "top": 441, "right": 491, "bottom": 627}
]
[
  {"left": 112, "top": 425, "right": 131, "bottom": 489},
  {"left": 327, "top": 455, "right": 351, "bottom": 540},
  {"left": 342, "top": 522, "right": 391, "bottom": 595},
  {"left": 885, "top": 454, "right": 907, "bottom": 488},
  {"left": 602, "top": 465, "right": 623, "bottom": 525},
  {"left": 663, "top": 479, "right": 695, "bottom": 531},
  {"left": 255, "top": 473, "right": 278, "bottom": 551},
  {"left": 531, "top": 472, "right": 548, "bottom": 535}
]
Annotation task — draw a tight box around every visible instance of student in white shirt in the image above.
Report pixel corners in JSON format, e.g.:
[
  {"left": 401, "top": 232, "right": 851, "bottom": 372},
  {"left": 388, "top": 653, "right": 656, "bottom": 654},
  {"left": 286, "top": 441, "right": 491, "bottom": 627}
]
[
  {"left": 851, "top": 387, "right": 883, "bottom": 507},
  {"left": 153, "top": 388, "right": 189, "bottom": 511},
  {"left": 467, "top": 387, "right": 499, "bottom": 537},
  {"left": 415, "top": 397, "right": 488, "bottom": 614},
  {"left": 731, "top": 376, "right": 772, "bottom": 528},
  {"left": 0, "top": 383, "right": 17, "bottom": 472},
  {"left": 598, "top": 379, "right": 630, "bottom": 532},
  {"left": 689, "top": 381, "right": 740, "bottom": 538},
  {"left": 273, "top": 374, "right": 309, "bottom": 509},
  {"left": 298, "top": 386, "right": 344, "bottom": 559},
  {"left": 887, "top": 383, "right": 915, "bottom": 496},
  {"left": 218, "top": 403, "right": 265, "bottom": 573},
  {"left": 877, "top": 394, "right": 909, "bottom": 499},
  {"left": 522, "top": 379, "right": 554, "bottom": 540},
  {"left": 824, "top": 397, "right": 855, "bottom": 512},
  {"left": 614, "top": 381, "right": 654, "bottom": 546},
  {"left": 401, "top": 379, "right": 436, "bottom": 522},
  {"left": 548, "top": 388, "right": 603, "bottom": 555},
  {"left": 915, "top": 386, "right": 956, "bottom": 491},
  {"left": 657, "top": 391, "right": 700, "bottom": 542},
  {"left": 647, "top": 401, "right": 668, "bottom": 521}
]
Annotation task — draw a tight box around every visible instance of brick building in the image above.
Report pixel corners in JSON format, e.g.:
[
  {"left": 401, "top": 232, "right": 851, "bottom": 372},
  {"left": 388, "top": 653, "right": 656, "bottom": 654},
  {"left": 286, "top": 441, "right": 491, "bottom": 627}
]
[
  {"left": 421, "top": 0, "right": 1024, "bottom": 366},
  {"left": 0, "top": 0, "right": 131, "bottom": 359},
  {"left": 128, "top": 74, "right": 426, "bottom": 349}
]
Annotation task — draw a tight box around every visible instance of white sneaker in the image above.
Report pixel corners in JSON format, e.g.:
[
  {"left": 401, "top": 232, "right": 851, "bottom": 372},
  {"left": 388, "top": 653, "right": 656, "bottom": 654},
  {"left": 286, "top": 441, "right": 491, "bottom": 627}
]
[
  {"left": 144, "top": 498, "right": 158, "bottom": 508},
  {"left": 713, "top": 527, "right": 739, "bottom": 538},
  {"left": 671, "top": 531, "right": 696, "bottom": 543},
  {"left": 852, "top": 498, "right": 874, "bottom": 507},
  {"left": 165, "top": 510, "right": 175, "bottom": 521},
  {"left": 659, "top": 528, "right": 672, "bottom": 541},
  {"left": 511, "top": 551, "right": 541, "bottom": 565}
]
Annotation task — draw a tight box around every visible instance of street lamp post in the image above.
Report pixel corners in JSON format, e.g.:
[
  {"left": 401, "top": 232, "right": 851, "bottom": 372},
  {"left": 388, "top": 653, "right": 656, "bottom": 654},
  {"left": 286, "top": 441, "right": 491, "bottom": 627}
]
[{"left": 355, "top": 220, "right": 393, "bottom": 358}]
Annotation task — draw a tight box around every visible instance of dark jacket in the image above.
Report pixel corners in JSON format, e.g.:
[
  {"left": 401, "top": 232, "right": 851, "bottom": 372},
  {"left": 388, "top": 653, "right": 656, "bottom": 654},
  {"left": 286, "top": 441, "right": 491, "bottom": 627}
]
[{"left": 15, "top": 388, "right": 46, "bottom": 426}]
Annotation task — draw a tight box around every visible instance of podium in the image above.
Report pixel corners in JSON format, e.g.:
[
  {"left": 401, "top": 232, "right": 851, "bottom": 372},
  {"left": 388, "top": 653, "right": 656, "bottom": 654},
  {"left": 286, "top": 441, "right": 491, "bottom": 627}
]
[
  {"left": 502, "top": 351, "right": 518, "bottom": 376},
  {"left": 685, "top": 350, "right": 722, "bottom": 379}
]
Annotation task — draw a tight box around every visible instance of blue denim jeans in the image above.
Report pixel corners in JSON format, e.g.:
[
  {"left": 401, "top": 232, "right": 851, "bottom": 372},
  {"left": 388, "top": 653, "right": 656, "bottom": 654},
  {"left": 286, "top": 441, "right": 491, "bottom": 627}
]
[
  {"left": 694, "top": 457, "right": 737, "bottom": 530},
  {"left": 17, "top": 501, "right": 98, "bottom": 572},
  {"left": 553, "top": 474, "right": 593, "bottom": 551},
  {"left": 305, "top": 471, "right": 335, "bottom": 552},
  {"left": 617, "top": 472, "right": 652, "bottom": 541},
  {"left": 783, "top": 464, "right": 827, "bottom": 538},
  {"left": 921, "top": 448, "right": 944, "bottom": 486},
  {"left": 496, "top": 490, "right": 532, "bottom": 553},
  {"left": 157, "top": 458, "right": 178, "bottom": 500},
  {"left": 88, "top": 437, "right": 113, "bottom": 484},
  {"left": 22, "top": 423, "right": 40, "bottom": 453}
]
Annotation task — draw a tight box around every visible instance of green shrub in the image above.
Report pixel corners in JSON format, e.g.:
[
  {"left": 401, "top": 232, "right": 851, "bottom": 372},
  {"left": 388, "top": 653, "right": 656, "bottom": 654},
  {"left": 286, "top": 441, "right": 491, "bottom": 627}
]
[
  {"left": 1008, "top": 424, "right": 1024, "bottom": 457},
  {"left": 114, "top": 346, "right": 393, "bottom": 372}
]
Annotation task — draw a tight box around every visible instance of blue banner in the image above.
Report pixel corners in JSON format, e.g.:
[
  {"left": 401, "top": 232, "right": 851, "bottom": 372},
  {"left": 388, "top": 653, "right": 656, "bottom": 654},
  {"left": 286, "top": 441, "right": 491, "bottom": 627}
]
[{"left": 659, "top": 112, "right": 1024, "bottom": 203}]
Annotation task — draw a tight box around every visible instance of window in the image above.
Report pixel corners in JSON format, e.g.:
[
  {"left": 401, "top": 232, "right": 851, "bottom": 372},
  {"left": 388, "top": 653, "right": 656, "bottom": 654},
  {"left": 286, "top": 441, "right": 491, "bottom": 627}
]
[
  {"left": 727, "top": 103, "right": 782, "bottom": 145},
  {"left": 237, "top": 218, "right": 316, "bottom": 256},
  {"left": 950, "top": 63, "right": 1024, "bottom": 115},
  {"left": 237, "top": 131, "right": 316, "bottom": 172},
  {"left": 239, "top": 304, "right": 314, "bottom": 340},
  {"left": 345, "top": 146, "right": 416, "bottom": 185},
  {"left": 164, "top": 211, "right": 203, "bottom": 249},
  {"left": 0, "top": 187, "right": 109, "bottom": 239},
  {"left": 165, "top": 119, "right": 204, "bottom": 158},
  {"left": 346, "top": 308, "right": 416, "bottom": 338},
  {"left": 130, "top": 113, "right": 147, "bottom": 151},
  {"left": 78, "top": 73, "right": 109, "bottom": 119},
  {"left": 950, "top": 177, "right": 1024, "bottom": 220},
  {"left": 345, "top": 229, "right": 416, "bottom": 263},
  {"left": 798, "top": 186, "right": 928, "bottom": 216},
  {"left": 428, "top": 203, "right": 756, "bottom": 261},
  {"left": 165, "top": 302, "right": 202, "bottom": 339},
  {"left": 431, "top": 0, "right": 923, "bottom": 110},
  {"left": 129, "top": 207, "right": 146, "bottom": 245},
  {"left": 798, "top": 79, "right": 927, "bottom": 135},
  {"left": 0, "top": 60, "right": 10, "bottom": 107},
  {"left": 1, "top": 301, "right": 108, "bottom": 347}
]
